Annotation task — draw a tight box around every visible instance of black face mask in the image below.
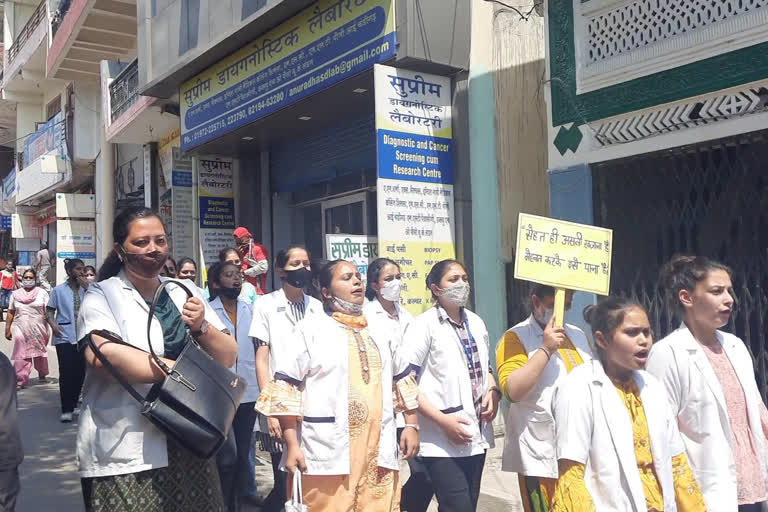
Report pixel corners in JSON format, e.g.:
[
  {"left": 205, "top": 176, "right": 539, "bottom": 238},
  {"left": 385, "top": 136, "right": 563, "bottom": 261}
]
[
  {"left": 218, "top": 286, "right": 241, "bottom": 300},
  {"left": 121, "top": 247, "right": 169, "bottom": 278},
  {"left": 283, "top": 267, "right": 311, "bottom": 289}
]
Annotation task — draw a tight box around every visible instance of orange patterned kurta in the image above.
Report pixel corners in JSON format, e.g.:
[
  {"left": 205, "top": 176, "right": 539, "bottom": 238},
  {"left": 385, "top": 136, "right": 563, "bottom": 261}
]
[
  {"left": 299, "top": 322, "right": 401, "bottom": 511},
  {"left": 257, "top": 312, "right": 418, "bottom": 512}
]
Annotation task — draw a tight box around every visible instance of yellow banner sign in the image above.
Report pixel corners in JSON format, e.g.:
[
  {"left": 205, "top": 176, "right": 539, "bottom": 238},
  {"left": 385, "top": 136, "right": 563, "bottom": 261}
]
[{"left": 514, "top": 213, "right": 613, "bottom": 295}]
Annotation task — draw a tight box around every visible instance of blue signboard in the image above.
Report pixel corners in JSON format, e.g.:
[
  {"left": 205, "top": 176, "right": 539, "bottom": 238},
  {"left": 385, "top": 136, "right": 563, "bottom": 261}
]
[{"left": 180, "top": 0, "right": 396, "bottom": 151}]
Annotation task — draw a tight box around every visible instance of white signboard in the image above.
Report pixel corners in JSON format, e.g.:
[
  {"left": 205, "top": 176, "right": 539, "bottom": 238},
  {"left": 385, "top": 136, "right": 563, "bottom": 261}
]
[
  {"left": 56, "top": 193, "right": 96, "bottom": 218},
  {"left": 198, "top": 156, "right": 235, "bottom": 269},
  {"left": 325, "top": 234, "right": 378, "bottom": 282},
  {"left": 374, "top": 64, "right": 455, "bottom": 314},
  {"left": 56, "top": 219, "right": 96, "bottom": 285}
]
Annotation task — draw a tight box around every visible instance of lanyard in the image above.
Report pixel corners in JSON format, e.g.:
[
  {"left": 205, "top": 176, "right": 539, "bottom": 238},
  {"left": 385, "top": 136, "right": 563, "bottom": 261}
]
[{"left": 450, "top": 316, "right": 482, "bottom": 383}]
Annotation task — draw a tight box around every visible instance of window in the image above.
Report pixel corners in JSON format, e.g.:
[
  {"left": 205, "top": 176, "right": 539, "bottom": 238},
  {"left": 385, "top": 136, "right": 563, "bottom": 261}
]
[
  {"left": 241, "top": 0, "right": 267, "bottom": 20},
  {"left": 46, "top": 95, "right": 61, "bottom": 121},
  {"left": 178, "top": 0, "right": 200, "bottom": 56}
]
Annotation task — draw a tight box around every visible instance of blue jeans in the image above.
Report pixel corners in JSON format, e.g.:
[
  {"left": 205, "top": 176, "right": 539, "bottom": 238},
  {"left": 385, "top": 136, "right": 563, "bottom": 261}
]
[{"left": 0, "top": 289, "right": 12, "bottom": 310}]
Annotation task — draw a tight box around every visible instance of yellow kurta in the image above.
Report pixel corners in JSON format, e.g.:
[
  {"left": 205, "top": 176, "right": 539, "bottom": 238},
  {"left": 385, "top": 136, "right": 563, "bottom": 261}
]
[
  {"left": 496, "top": 329, "right": 586, "bottom": 512},
  {"left": 256, "top": 313, "right": 419, "bottom": 512},
  {"left": 551, "top": 380, "right": 707, "bottom": 512}
]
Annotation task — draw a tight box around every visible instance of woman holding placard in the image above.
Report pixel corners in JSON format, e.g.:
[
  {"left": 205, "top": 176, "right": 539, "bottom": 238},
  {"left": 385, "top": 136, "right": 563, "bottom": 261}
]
[
  {"left": 495, "top": 283, "right": 594, "bottom": 511},
  {"left": 401, "top": 259, "right": 500, "bottom": 512},
  {"left": 647, "top": 255, "right": 768, "bottom": 511}
]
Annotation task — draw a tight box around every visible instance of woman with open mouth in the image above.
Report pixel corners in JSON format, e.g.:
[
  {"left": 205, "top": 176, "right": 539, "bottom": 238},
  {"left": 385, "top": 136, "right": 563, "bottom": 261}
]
[
  {"left": 647, "top": 255, "right": 768, "bottom": 512},
  {"left": 255, "top": 259, "right": 420, "bottom": 511},
  {"left": 550, "top": 297, "right": 706, "bottom": 512}
]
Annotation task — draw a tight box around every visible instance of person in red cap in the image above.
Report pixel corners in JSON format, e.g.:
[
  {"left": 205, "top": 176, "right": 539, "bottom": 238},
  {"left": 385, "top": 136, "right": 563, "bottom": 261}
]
[{"left": 233, "top": 227, "right": 269, "bottom": 295}]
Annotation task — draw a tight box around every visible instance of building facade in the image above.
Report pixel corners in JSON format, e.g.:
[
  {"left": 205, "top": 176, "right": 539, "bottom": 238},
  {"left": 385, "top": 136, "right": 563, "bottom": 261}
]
[
  {"left": 544, "top": 0, "right": 768, "bottom": 390},
  {"left": 133, "top": 0, "right": 477, "bottom": 317},
  {"left": 0, "top": 0, "right": 138, "bottom": 282}
]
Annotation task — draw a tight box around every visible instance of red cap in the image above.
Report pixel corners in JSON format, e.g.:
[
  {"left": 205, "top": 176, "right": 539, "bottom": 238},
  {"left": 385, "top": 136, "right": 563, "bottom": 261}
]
[{"left": 233, "top": 227, "right": 252, "bottom": 239}]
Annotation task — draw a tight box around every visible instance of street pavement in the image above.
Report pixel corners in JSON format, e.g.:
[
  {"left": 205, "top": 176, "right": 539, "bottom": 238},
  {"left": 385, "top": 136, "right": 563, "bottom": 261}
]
[{"left": 3, "top": 321, "right": 522, "bottom": 511}]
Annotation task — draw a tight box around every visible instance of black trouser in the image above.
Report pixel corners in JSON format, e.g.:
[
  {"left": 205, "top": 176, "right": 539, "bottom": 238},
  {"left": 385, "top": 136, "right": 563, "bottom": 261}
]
[
  {"left": 397, "top": 427, "right": 435, "bottom": 512},
  {"left": 421, "top": 452, "right": 486, "bottom": 512},
  {"left": 0, "top": 468, "right": 20, "bottom": 512},
  {"left": 55, "top": 343, "right": 85, "bottom": 414},
  {"left": 232, "top": 402, "right": 257, "bottom": 500},
  {"left": 261, "top": 452, "right": 286, "bottom": 511}
]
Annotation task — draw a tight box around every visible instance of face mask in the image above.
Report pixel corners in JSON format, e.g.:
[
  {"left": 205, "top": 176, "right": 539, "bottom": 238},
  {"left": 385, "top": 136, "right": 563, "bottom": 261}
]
[
  {"left": 535, "top": 307, "right": 554, "bottom": 326},
  {"left": 380, "top": 279, "right": 402, "bottom": 302},
  {"left": 332, "top": 296, "right": 364, "bottom": 316},
  {"left": 438, "top": 281, "right": 470, "bottom": 307},
  {"left": 219, "top": 286, "right": 241, "bottom": 300},
  {"left": 283, "top": 267, "right": 311, "bottom": 289},
  {"left": 86, "top": 275, "right": 96, "bottom": 283},
  {"left": 121, "top": 247, "right": 168, "bottom": 278},
  {"left": 22, "top": 279, "right": 36, "bottom": 289}
]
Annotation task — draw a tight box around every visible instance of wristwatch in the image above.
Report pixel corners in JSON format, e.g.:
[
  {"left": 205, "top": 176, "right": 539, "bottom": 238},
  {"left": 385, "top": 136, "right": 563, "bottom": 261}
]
[{"left": 191, "top": 319, "right": 209, "bottom": 338}]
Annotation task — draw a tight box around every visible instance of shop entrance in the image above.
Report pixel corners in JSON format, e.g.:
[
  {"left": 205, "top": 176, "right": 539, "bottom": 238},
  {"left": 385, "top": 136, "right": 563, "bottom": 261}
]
[{"left": 301, "top": 190, "right": 376, "bottom": 261}]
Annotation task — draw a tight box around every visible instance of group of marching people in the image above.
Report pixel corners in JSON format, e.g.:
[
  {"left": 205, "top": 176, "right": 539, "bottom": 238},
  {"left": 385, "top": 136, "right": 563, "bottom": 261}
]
[
  {"left": 497, "top": 256, "right": 766, "bottom": 512},
  {"left": 256, "top": 246, "right": 767, "bottom": 511},
  {"left": 54, "top": 205, "right": 765, "bottom": 512}
]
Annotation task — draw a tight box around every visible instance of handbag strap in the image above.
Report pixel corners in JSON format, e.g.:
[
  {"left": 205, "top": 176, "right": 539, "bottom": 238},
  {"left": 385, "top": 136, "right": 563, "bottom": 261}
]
[
  {"left": 86, "top": 329, "right": 147, "bottom": 405},
  {"left": 291, "top": 469, "right": 303, "bottom": 505},
  {"left": 145, "top": 279, "right": 194, "bottom": 375}
]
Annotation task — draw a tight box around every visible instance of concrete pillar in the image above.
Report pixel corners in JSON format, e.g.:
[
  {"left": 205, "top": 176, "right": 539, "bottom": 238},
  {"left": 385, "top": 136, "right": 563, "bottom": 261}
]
[{"left": 96, "top": 61, "right": 115, "bottom": 266}]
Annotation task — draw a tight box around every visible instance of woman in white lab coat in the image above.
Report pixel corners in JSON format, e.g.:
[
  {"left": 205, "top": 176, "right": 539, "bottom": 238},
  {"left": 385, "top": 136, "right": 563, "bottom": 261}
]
[
  {"left": 495, "top": 284, "right": 594, "bottom": 511},
  {"left": 255, "top": 259, "right": 420, "bottom": 511},
  {"left": 402, "top": 259, "right": 501, "bottom": 512},
  {"left": 248, "top": 245, "right": 322, "bottom": 511},
  {"left": 551, "top": 297, "right": 706, "bottom": 512},
  {"left": 646, "top": 255, "right": 768, "bottom": 512},
  {"left": 208, "top": 261, "right": 260, "bottom": 510},
  {"left": 364, "top": 258, "right": 428, "bottom": 509}
]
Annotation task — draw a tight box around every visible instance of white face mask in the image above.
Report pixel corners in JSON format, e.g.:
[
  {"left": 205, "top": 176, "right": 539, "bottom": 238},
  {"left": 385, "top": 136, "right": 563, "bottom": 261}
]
[
  {"left": 332, "top": 296, "right": 364, "bottom": 316},
  {"left": 535, "top": 307, "right": 554, "bottom": 326},
  {"left": 438, "top": 281, "right": 470, "bottom": 307},
  {"left": 86, "top": 275, "right": 96, "bottom": 283},
  {"left": 379, "top": 279, "right": 402, "bottom": 302}
]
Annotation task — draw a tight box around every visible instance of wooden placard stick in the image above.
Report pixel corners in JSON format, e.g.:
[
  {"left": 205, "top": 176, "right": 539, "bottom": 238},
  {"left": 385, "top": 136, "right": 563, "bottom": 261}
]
[{"left": 554, "top": 287, "right": 566, "bottom": 328}]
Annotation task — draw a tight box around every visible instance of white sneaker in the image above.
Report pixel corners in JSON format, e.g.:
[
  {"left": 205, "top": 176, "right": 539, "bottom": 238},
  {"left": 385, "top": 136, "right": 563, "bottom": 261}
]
[{"left": 60, "top": 412, "right": 73, "bottom": 423}]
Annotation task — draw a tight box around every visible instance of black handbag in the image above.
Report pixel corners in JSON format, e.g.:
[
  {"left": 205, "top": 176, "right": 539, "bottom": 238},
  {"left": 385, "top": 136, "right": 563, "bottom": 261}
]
[{"left": 86, "top": 279, "right": 247, "bottom": 459}]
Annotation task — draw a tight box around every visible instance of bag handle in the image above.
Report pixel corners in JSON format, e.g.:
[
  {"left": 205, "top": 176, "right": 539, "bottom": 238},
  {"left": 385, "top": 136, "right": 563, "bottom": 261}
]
[
  {"left": 145, "top": 279, "right": 194, "bottom": 376},
  {"left": 86, "top": 329, "right": 147, "bottom": 405},
  {"left": 290, "top": 469, "right": 303, "bottom": 505}
]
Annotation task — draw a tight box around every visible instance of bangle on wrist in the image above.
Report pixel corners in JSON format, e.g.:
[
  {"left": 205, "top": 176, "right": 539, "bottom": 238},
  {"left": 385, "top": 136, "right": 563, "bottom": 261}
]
[
  {"left": 541, "top": 347, "right": 553, "bottom": 360},
  {"left": 489, "top": 386, "right": 502, "bottom": 398},
  {"left": 403, "top": 423, "right": 419, "bottom": 431}
]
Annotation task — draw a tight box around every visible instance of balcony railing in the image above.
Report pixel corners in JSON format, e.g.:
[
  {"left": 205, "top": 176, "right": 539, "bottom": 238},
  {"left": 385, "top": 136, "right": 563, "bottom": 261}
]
[
  {"left": 109, "top": 59, "right": 139, "bottom": 123},
  {"left": 7, "top": 0, "right": 46, "bottom": 66}
]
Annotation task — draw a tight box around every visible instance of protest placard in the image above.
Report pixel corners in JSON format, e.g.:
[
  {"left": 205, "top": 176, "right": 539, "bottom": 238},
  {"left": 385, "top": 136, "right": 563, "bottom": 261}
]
[{"left": 514, "top": 213, "right": 613, "bottom": 325}]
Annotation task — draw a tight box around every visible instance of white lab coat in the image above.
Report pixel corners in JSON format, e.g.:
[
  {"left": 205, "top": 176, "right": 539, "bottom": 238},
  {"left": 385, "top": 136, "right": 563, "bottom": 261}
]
[
  {"left": 248, "top": 288, "right": 323, "bottom": 373},
  {"left": 75, "top": 273, "right": 227, "bottom": 478},
  {"left": 402, "top": 305, "right": 494, "bottom": 458},
  {"left": 270, "top": 312, "right": 407, "bottom": 474},
  {"left": 646, "top": 325, "right": 768, "bottom": 512},
  {"left": 209, "top": 297, "right": 260, "bottom": 404},
  {"left": 500, "top": 315, "right": 594, "bottom": 478},
  {"left": 553, "top": 360, "right": 684, "bottom": 512},
  {"left": 364, "top": 298, "right": 415, "bottom": 428}
]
